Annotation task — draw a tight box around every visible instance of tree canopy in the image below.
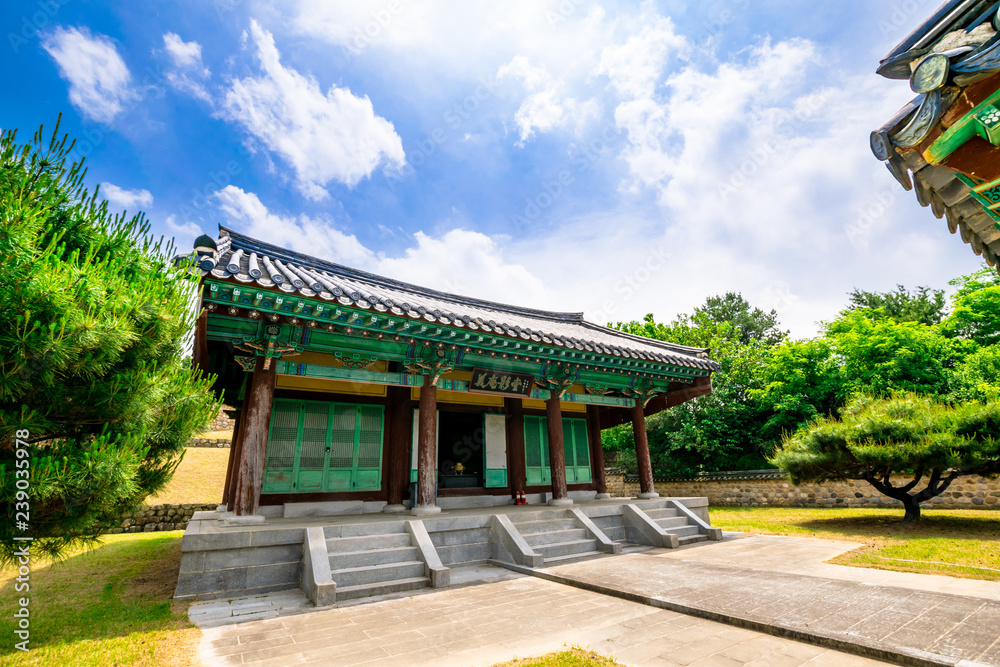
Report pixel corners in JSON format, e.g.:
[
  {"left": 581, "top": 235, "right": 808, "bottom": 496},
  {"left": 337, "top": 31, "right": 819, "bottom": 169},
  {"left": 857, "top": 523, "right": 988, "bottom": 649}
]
[
  {"left": 0, "top": 120, "right": 217, "bottom": 560},
  {"left": 608, "top": 266, "right": 1000, "bottom": 492},
  {"left": 771, "top": 393, "right": 1000, "bottom": 521},
  {"left": 843, "top": 284, "right": 947, "bottom": 325}
]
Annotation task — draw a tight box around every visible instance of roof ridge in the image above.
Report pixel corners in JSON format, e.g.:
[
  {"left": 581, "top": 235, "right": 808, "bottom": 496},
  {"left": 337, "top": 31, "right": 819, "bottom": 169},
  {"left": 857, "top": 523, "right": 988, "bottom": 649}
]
[{"left": 220, "top": 226, "right": 587, "bottom": 324}]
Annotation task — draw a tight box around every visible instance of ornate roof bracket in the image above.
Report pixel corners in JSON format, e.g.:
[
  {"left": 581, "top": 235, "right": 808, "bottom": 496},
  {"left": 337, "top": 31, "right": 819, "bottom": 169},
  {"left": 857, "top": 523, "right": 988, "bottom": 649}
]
[
  {"left": 404, "top": 346, "right": 458, "bottom": 382},
  {"left": 623, "top": 378, "right": 661, "bottom": 408},
  {"left": 233, "top": 323, "right": 303, "bottom": 370}
]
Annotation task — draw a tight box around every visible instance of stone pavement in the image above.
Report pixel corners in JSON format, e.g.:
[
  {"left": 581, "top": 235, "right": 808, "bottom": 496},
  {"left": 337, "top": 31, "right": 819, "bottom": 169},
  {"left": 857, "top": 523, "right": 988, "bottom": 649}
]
[
  {"left": 194, "top": 574, "right": 892, "bottom": 667},
  {"left": 660, "top": 534, "right": 1000, "bottom": 601},
  {"left": 506, "top": 538, "right": 1000, "bottom": 667}
]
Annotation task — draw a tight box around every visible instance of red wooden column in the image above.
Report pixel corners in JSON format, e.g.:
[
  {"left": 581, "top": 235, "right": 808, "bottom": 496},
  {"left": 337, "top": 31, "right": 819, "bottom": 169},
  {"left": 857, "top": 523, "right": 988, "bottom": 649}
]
[
  {"left": 384, "top": 386, "right": 411, "bottom": 513},
  {"left": 631, "top": 402, "right": 658, "bottom": 499},
  {"left": 545, "top": 395, "right": 572, "bottom": 506},
  {"left": 504, "top": 398, "right": 526, "bottom": 500},
  {"left": 413, "top": 374, "right": 441, "bottom": 515},
  {"left": 232, "top": 356, "right": 277, "bottom": 516},
  {"left": 586, "top": 405, "right": 609, "bottom": 499},
  {"left": 222, "top": 380, "right": 252, "bottom": 508}
]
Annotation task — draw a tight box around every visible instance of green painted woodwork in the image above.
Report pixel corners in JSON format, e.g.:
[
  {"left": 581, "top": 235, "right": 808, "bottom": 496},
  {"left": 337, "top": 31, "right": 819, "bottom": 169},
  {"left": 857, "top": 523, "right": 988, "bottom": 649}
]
[
  {"left": 274, "top": 360, "right": 638, "bottom": 408},
  {"left": 262, "top": 399, "right": 384, "bottom": 494},
  {"left": 563, "top": 418, "right": 592, "bottom": 484},
  {"left": 485, "top": 469, "right": 507, "bottom": 488},
  {"left": 203, "top": 280, "right": 710, "bottom": 386},
  {"left": 523, "top": 415, "right": 591, "bottom": 486},
  {"left": 924, "top": 88, "right": 1000, "bottom": 165}
]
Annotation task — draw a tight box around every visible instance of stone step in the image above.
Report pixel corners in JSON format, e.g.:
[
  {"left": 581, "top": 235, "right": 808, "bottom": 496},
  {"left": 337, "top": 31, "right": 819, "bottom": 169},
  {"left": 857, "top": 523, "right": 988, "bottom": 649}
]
[
  {"left": 330, "top": 560, "right": 425, "bottom": 587},
  {"left": 512, "top": 518, "right": 578, "bottom": 533},
  {"left": 326, "top": 532, "right": 412, "bottom": 553},
  {"left": 660, "top": 524, "right": 700, "bottom": 537},
  {"left": 679, "top": 534, "right": 708, "bottom": 545},
  {"left": 336, "top": 576, "right": 430, "bottom": 601},
  {"left": 522, "top": 528, "right": 588, "bottom": 546},
  {"left": 534, "top": 539, "right": 598, "bottom": 558},
  {"left": 543, "top": 550, "right": 603, "bottom": 565},
  {"left": 643, "top": 508, "right": 679, "bottom": 519},
  {"left": 322, "top": 521, "right": 406, "bottom": 539},
  {"left": 653, "top": 516, "right": 690, "bottom": 530},
  {"left": 328, "top": 546, "right": 420, "bottom": 570}
]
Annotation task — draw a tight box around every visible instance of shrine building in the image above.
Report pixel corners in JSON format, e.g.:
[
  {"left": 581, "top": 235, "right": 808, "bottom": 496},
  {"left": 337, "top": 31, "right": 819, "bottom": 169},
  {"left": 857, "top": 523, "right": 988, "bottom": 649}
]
[
  {"left": 173, "top": 227, "right": 723, "bottom": 605},
  {"left": 192, "top": 227, "right": 720, "bottom": 518}
]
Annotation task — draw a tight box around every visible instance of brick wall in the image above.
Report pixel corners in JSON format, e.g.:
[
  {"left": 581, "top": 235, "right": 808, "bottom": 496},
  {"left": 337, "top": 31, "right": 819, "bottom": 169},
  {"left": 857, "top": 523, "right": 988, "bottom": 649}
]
[
  {"left": 605, "top": 471, "right": 1000, "bottom": 510},
  {"left": 104, "top": 503, "right": 218, "bottom": 534}
]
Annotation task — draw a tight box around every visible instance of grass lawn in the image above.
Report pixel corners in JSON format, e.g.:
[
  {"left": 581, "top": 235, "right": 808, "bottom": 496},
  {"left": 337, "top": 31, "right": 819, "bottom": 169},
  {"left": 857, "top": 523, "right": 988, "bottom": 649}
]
[
  {"left": 0, "top": 531, "right": 197, "bottom": 666},
  {"left": 710, "top": 506, "right": 1000, "bottom": 581},
  {"left": 492, "top": 648, "right": 618, "bottom": 666},
  {"left": 148, "top": 447, "right": 229, "bottom": 505}
]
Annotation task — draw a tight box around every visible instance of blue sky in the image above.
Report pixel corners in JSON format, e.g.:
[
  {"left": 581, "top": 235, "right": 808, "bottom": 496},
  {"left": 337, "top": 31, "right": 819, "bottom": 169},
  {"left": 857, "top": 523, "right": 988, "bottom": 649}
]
[{"left": 1, "top": 0, "right": 982, "bottom": 337}]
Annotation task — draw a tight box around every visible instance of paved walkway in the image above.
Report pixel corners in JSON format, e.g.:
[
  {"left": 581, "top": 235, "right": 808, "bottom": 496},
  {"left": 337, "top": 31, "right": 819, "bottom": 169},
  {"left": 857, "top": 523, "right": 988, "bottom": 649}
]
[
  {"left": 511, "top": 536, "right": 1000, "bottom": 666},
  {"left": 194, "top": 575, "right": 891, "bottom": 666},
  {"left": 666, "top": 533, "right": 1000, "bottom": 601}
]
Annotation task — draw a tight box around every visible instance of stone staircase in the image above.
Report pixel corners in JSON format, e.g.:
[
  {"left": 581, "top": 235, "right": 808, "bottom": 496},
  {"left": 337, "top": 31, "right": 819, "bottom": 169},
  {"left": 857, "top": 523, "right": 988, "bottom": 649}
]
[
  {"left": 639, "top": 503, "right": 708, "bottom": 546},
  {"left": 510, "top": 512, "right": 603, "bottom": 565},
  {"left": 325, "top": 524, "right": 429, "bottom": 600}
]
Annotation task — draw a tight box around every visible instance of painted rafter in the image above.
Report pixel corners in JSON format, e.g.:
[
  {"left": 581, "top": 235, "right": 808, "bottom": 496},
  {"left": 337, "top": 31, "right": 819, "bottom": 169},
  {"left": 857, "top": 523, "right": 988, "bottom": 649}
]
[{"left": 203, "top": 279, "right": 707, "bottom": 385}]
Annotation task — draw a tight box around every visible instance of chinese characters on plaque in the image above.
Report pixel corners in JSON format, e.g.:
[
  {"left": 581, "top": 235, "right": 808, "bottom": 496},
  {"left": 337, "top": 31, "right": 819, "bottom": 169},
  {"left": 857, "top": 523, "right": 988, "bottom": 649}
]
[{"left": 469, "top": 368, "right": 535, "bottom": 396}]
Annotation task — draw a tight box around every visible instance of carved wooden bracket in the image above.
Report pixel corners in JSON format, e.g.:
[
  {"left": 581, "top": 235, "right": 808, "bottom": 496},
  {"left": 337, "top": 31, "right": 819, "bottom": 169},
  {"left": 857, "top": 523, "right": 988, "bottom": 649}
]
[{"left": 233, "top": 324, "right": 302, "bottom": 370}]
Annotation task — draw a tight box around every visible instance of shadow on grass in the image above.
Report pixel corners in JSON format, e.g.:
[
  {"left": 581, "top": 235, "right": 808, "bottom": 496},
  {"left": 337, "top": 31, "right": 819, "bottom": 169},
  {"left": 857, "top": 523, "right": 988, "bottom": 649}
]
[{"left": 0, "top": 531, "right": 197, "bottom": 666}]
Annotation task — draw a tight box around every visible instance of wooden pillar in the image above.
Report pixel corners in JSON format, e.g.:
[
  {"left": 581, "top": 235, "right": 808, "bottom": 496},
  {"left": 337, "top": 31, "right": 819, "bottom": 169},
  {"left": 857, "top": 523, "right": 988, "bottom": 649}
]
[
  {"left": 586, "top": 405, "right": 608, "bottom": 498},
  {"left": 222, "top": 379, "right": 251, "bottom": 508},
  {"left": 631, "top": 402, "right": 658, "bottom": 498},
  {"left": 414, "top": 375, "right": 441, "bottom": 514},
  {"left": 546, "top": 394, "right": 571, "bottom": 506},
  {"left": 384, "top": 386, "right": 411, "bottom": 512},
  {"left": 232, "top": 357, "right": 277, "bottom": 516},
  {"left": 504, "top": 398, "right": 526, "bottom": 499}
]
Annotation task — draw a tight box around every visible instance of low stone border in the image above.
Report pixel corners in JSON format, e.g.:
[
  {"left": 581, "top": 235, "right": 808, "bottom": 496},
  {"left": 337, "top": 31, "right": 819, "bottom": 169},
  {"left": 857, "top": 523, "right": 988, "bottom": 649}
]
[
  {"left": 188, "top": 438, "right": 231, "bottom": 447},
  {"left": 104, "top": 503, "right": 218, "bottom": 534},
  {"left": 606, "top": 471, "right": 1000, "bottom": 510}
]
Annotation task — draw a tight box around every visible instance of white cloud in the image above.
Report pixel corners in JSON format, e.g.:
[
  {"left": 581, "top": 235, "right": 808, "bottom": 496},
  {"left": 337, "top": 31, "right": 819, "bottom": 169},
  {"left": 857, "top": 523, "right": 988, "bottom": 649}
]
[
  {"left": 377, "top": 229, "right": 548, "bottom": 303},
  {"left": 497, "top": 56, "right": 599, "bottom": 143},
  {"left": 100, "top": 182, "right": 152, "bottom": 209},
  {"left": 212, "top": 186, "right": 548, "bottom": 306},
  {"left": 163, "top": 33, "right": 207, "bottom": 72},
  {"left": 166, "top": 215, "right": 203, "bottom": 250},
  {"left": 219, "top": 21, "right": 405, "bottom": 200},
  {"left": 42, "top": 27, "right": 131, "bottom": 123},
  {"left": 162, "top": 32, "right": 211, "bottom": 102},
  {"left": 212, "top": 185, "right": 376, "bottom": 267}
]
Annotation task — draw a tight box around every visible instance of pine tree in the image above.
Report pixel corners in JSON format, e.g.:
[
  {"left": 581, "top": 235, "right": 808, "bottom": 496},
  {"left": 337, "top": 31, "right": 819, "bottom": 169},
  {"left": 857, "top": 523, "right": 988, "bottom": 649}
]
[{"left": 0, "top": 118, "right": 218, "bottom": 561}]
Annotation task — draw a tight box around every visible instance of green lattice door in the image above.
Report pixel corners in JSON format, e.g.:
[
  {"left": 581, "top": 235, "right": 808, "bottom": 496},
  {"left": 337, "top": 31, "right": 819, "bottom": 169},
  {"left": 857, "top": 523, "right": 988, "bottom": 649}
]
[
  {"left": 262, "top": 400, "right": 385, "bottom": 494},
  {"left": 523, "top": 416, "right": 591, "bottom": 485},
  {"left": 524, "top": 416, "right": 551, "bottom": 485},
  {"left": 563, "top": 418, "right": 592, "bottom": 483}
]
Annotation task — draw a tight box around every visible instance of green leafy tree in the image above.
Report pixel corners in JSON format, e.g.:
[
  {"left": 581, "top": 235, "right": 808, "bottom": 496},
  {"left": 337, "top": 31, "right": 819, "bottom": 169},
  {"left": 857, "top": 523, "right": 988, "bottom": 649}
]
[
  {"left": 752, "top": 310, "right": 969, "bottom": 443},
  {"left": 772, "top": 393, "right": 1000, "bottom": 522},
  {"left": 949, "top": 345, "right": 1000, "bottom": 403},
  {"left": 0, "top": 120, "right": 218, "bottom": 561},
  {"left": 843, "top": 284, "right": 947, "bottom": 325},
  {"left": 610, "top": 306, "right": 777, "bottom": 475},
  {"left": 942, "top": 266, "right": 1000, "bottom": 346},
  {"left": 693, "top": 292, "right": 787, "bottom": 346}
]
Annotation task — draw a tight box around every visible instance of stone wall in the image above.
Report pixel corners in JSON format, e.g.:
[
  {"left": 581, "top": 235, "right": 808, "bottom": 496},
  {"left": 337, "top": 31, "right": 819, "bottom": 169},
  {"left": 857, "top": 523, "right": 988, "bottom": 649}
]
[
  {"left": 209, "top": 404, "right": 239, "bottom": 431},
  {"left": 188, "top": 437, "right": 231, "bottom": 447},
  {"left": 606, "top": 471, "right": 1000, "bottom": 510},
  {"left": 104, "top": 503, "right": 218, "bottom": 534}
]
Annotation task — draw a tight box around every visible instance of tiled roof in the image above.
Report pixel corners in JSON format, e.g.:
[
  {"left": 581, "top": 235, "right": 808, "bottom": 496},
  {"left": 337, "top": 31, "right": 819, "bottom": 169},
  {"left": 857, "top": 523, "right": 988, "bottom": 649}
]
[
  {"left": 871, "top": 0, "right": 1000, "bottom": 273},
  {"left": 197, "top": 227, "right": 720, "bottom": 372}
]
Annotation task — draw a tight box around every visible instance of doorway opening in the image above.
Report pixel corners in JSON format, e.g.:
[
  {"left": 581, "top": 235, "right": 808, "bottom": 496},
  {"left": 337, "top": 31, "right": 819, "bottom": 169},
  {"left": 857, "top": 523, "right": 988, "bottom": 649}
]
[{"left": 438, "top": 411, "right": 484, "bottom": 488}]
